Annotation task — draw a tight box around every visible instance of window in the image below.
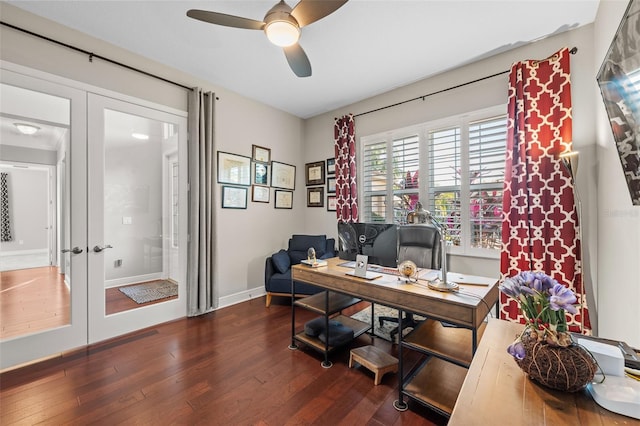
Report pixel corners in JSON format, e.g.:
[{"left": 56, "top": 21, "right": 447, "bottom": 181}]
[{"left": 360, "top": 107, "right": 507, "bottom": 257}]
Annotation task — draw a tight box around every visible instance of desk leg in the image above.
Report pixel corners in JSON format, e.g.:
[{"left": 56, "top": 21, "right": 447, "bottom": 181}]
[
  {"left": 393, "top": 309, "right": 408, "bottom": 411},
  {"left": 321, "top": 290, "right": 333, "bottom": 368},
  {"left": 288, "top": 278, "right": 298, "bottom": 351}
]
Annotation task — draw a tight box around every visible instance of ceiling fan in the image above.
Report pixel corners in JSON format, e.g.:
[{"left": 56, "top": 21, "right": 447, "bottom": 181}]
[{"left": 186, "top": 0, "right": 348, "bottom": 78}]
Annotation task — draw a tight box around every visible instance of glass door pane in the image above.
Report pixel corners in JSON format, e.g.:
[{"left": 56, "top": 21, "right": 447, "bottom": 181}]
[
  {"left": 87, "top": 94, "right": 186, "bottom": 344},
  {"left": 0, "top": 70, "right": 87, "bottom": 370}
]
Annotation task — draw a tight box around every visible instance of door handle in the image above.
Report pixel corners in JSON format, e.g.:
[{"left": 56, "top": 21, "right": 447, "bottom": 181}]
[
  {"left": 93, "top": 244, "right": 113, "bottom": 253},
  {"left": 61, "top": 247, "right": 83, "bottom": 254}
]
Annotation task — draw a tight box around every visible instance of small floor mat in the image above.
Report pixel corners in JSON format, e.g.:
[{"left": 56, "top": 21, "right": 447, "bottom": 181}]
[{"left": 118, "top": 281, "right": 178, "bottom": 304}]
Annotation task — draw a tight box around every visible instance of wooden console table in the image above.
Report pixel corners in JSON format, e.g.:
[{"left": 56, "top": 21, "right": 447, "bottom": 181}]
[
  {"left": 291, "top": 257, "right": 499, "bottom": 417},
  {"left": 449, "top": 318, "right": 636, "bottom": 425}
]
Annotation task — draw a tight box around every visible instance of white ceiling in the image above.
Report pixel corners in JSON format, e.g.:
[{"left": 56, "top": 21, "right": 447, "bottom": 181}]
[{"left": 6, "top": 0, "right": 601, "bottom": 119}]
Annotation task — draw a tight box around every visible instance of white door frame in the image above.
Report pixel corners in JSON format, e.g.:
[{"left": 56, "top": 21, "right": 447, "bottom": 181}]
[
  {"left": 87, "top": 93, "right": 187, "bottom": 344},
  {"left": 0, "top": 68, "right": 88, "bottom": 370}
]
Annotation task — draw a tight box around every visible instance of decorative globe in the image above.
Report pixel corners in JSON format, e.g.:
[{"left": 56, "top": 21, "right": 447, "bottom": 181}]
[{"left": 398, "top": 260, "right": 417, "bottom": 280}]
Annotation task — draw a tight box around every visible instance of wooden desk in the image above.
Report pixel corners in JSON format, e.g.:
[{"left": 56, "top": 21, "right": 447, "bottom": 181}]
[
  {"left": 449, "top": 318, "right": 638, "bottom": 425},
  {"left": 292, "top": 257, "right": 498, "bottom": 331},
  {"left": 291, "top": 257, "right": 499, "bottom": 417}
]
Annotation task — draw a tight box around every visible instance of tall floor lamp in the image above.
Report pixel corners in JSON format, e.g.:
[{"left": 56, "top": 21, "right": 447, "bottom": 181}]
[{"left": 559, "top": 150, "right": 586, "bottom": 333}]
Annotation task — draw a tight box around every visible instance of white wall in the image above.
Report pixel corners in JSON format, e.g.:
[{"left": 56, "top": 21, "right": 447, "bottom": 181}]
[
  {"left": 0, "top": 166, "right": 49, "bottom": 252},
  {"left": 594, "top": 0, "right": 640, "bottom": 348},
  {"left": 0, "top": 3, "right": 306, "bottom": 300}
]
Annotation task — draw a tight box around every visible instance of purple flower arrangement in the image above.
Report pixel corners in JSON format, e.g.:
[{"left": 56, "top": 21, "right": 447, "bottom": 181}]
[{"left": 500, "top": 271, "right": 578, "bottom": 353}]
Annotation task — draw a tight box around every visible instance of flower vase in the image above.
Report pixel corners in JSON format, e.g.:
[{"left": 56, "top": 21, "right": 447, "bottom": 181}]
[{"left": 515, "top": 327, "right": 597, "bottom": 392}]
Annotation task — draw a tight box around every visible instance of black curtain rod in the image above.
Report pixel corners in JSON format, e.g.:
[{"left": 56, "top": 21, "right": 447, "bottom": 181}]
[
  {"left": 354, "top": 46, "right": 578, "bottom": 118},
  {"left": 1, "top": 21, "right": 193, "bottom": 91}
]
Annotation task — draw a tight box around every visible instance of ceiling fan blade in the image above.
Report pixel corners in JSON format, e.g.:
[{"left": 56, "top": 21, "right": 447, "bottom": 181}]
[
  {"left": 284, "top": 44, "right": 312, "bottom": 77},
  {"left": 186, "top": 9, "right": 265, "bottom": 30},
  {"left": 291, "top": 0, "right": 348, "bottom": 27}
]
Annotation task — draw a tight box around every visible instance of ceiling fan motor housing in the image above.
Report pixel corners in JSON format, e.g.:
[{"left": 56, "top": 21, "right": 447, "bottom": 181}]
[{"left": 264, "top": 1, "right": 300, "bottom": 47}]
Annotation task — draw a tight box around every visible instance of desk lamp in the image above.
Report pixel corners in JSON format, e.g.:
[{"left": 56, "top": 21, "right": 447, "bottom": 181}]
[{"left": 423, "top": 209, "right": 459, "bottom": 292}]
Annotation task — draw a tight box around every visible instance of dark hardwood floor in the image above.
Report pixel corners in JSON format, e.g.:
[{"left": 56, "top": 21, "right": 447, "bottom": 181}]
[{"left": 0, "top": 297, "right": 447, "bottom": 425}]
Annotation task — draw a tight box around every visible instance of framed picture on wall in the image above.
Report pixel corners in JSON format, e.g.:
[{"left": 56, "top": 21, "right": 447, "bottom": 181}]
[
  {"left": 274, "top": 190, "right": 293, "bottom": 209},
  {"left": 327, "top": 177, "right": 336, "bottom": 193},
  {"left": 271, "top": 161, "right": 296, "bottom": 190},
  {"left": 217, "top": 151, "right": 251, "bottom": 186},
  {"left": 252, "top": 145, "right": 271, "bottom": 163},
  {"left": 251, "top": 185, "right": 270, "bottom": 203},
  {"left": 326, "top": 158, "right": 335, "bottom": 175},
  {"left": 307, "top": 187, "right": 324, "bottom": 207},
  {"left": 305, "top": 161, "right": 325, "bottom": 186},
  {"left": 221, "top": 185, "right": 247, "bottom": 209},
  {"left": 252, "top": 162, "right": 270, "bottom": 186},
  {"left": 327, "top": 195, "right": 337, "bottom": 211}
]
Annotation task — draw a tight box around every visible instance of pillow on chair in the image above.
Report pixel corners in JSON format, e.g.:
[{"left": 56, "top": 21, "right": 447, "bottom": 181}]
[{"left": 272, "top": 249, "right": 291, "bottom": 274}]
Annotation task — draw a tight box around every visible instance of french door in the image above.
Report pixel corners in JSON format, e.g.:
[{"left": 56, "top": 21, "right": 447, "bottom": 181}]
[
  {"left": 87, "top": 94, "right": 187, "bottom": 343},
  {"left": 0, "top": 69, "right": 88, "bottom": 370},
  {"left": 0, "top": 65, "right": 188, "bottom": 370}
]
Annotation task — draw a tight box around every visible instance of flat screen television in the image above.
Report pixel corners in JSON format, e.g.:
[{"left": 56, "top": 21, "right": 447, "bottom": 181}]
[{"left": 337, "top": 222, "right": 398, "bottom": 267}]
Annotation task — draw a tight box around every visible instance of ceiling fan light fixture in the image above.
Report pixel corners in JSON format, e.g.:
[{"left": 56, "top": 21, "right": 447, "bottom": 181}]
[
  {"left": 14, "top": 123, "right": 40, "bottom": 135},
  {"left": 265, "top": 20, "right": 300, "bottom": 47}
]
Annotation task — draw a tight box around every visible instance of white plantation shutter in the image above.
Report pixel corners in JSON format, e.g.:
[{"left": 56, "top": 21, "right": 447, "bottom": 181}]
[
  {"left": 468, "top": 116, "right": 507, "bottom": 250},
  {"left": 359, "top": 107, "right": 507, "bottom": 257},
  {"left": 428, "top": 127, "right": 462, "bottom": 245},
  {"left": 362, "top": 140, "right": 387, "bottom": 222},
  {"left": 392, "top": 136, "right": 420, "bottom": 223}
]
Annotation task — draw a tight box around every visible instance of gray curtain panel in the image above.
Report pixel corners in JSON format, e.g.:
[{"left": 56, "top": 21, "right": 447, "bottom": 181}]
[
  {"left": 187, "top": 88, "right": 218, "bottom": 316},
  {"left": 1, "top": 172, "right": 12, "bottom": 242}
]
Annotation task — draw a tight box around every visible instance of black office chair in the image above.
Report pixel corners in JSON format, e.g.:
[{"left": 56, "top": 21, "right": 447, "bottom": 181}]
[{"left": 379, "top": 223, "right": 442, "bottom": 341}]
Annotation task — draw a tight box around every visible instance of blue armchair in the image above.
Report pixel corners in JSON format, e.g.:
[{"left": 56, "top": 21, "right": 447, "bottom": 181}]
[{"left": 264, "top": 234, "right": 336, "bottom": 307}]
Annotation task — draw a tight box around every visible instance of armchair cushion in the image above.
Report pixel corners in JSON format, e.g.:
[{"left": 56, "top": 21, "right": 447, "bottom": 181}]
[
  {"left": 271, "top": 249, "right": 291, "bottom": 274},
  {"left": 288, "top": 234, "right": 328, "bottom": 264}
]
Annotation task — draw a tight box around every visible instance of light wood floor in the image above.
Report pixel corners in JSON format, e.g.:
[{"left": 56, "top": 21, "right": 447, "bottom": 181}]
[
  {"left": 0, "top": 297, "right": 447, "bottom": 425},
  {"left": 0, "top": 267, "right": 176, "bottom": 339},
  {"left": 0, "top": 266, "right": 69, "bottom": 340}
]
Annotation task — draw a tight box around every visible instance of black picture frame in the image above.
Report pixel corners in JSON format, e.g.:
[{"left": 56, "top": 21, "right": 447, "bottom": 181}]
[
  {"left": 221, "top": 185, "right": 247, "bottom": 209},
  {"left": 305, "top": 161, "right": 325, "bottom": 186},
  {"left": 596, "top": 0, "right": 640, "bottom": 205},
  {"left": 307, "top": 187, "right": 324, "bottom": 207},
  {"left": 217, "top": 151, "right": 251, "bottom": 186},
  {"left": 327, "top": 195, "right": 337, "bottom": 211},
  {"left": 252, "top": 162, "right": 270, "bottom": 186},
  {"left": 271, "top": 161, "right": 296, "bottom": 190},
  {"left": 327, "top": 176, "right": 336, "bottom": 194},
  {"left": 251, "top": 185, "right": 270, "bottom": 203},
  {"left": 252, "top": 144, "right": 271, "bottom": 163},
  {"left": 326, "top": 158, "right": 336, "bottom": 175},
  {"left": 274, "top": 190, "right": 293, "bottom": 209}
]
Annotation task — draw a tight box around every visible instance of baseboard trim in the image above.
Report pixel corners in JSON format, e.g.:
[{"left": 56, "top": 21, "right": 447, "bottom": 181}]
[{"left": 217, "top": 286, "right": 266, "bottom": 309}]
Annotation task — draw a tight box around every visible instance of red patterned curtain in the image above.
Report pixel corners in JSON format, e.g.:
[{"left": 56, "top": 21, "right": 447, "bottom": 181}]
[
  {"left": 499, "top": 48, "right": 591, "bottom": 334},
  {"left": 334, "top": 114, "right": 358, "bottom": 223}
]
